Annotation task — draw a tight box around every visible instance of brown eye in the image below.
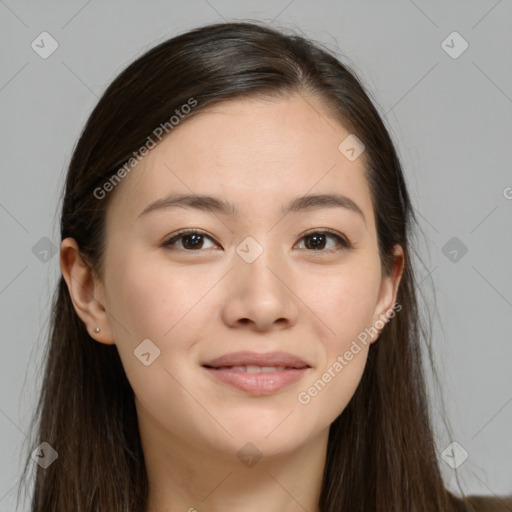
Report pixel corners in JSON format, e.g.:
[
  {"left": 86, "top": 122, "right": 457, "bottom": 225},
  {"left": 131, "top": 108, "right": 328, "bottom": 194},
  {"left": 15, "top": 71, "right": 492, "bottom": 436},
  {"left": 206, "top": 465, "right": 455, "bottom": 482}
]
[
  {"left": 162, "top": 229, "right": 351, "bottom": 253},
  {"left": 297, "top": 230, "right": 351, "bottom": 252},
  {"left": 163, "top": 230, "right": 218, "bottom": 251}
]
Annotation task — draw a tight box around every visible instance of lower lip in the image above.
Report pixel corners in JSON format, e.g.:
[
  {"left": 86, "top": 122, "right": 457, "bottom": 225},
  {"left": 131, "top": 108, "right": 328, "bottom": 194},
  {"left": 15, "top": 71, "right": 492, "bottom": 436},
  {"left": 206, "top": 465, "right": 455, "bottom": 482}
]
[{"left": 203, "top": 367, "right": 309, "bottom": 395}]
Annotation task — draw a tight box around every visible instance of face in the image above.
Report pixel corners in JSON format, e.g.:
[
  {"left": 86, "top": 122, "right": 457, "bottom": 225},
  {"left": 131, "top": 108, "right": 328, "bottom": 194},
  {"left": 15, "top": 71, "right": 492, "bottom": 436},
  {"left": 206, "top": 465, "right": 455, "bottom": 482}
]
[{"left": 80, "top": 93, "right": 403, "bottom": 461}]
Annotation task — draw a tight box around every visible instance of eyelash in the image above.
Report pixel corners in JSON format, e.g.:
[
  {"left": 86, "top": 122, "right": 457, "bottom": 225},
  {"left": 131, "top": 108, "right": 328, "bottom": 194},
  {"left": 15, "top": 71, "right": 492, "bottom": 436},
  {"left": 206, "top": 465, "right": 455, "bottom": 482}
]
[{"left": 162, "top": 228, "right": 352, "bottom": 253}]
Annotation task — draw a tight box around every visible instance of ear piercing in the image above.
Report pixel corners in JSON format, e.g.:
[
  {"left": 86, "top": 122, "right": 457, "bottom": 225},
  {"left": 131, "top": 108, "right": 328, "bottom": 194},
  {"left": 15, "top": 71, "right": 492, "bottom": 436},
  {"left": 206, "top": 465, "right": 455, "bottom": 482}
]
[{"left": 94, "top": 327, "right": 100, "bottom": 333}]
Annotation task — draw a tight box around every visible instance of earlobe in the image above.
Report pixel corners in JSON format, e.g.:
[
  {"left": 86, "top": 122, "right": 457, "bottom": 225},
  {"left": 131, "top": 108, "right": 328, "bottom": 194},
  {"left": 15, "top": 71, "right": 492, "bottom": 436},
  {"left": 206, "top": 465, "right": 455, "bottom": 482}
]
[{"left": 59, "top": 237, "right": 115, "bottom": 345}]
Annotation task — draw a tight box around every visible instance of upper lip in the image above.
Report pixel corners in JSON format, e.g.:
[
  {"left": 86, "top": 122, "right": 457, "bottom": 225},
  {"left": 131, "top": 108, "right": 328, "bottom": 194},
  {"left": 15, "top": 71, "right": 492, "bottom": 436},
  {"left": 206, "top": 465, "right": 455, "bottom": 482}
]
[{"left": 202, "top": 351, "right": 310, "bottom": 369}]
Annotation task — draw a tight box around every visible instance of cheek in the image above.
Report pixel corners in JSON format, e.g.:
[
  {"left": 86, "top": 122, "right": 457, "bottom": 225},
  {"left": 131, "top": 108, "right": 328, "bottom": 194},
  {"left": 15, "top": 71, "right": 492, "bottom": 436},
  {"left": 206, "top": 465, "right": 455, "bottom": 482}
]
[
  {"left": 299, "top": 259, "right": 381, "bottom": 350},
  {"left": 296, "top": 274, "right": 374, "bottom": 426},
  {"left": 106, "top": 255, "right": 209, "bottom": 341},
  {"left": 104, "top": 253, "right": 226, "bottom": 385},
  {"left": 301, "top": 346, "right": 369, "bottom": 430},
  {"left": 292, "top": 261, "right": 380, "bottom": 420},
  {"left": 104, "top": 259, "right": 224, "bottom": 437}
]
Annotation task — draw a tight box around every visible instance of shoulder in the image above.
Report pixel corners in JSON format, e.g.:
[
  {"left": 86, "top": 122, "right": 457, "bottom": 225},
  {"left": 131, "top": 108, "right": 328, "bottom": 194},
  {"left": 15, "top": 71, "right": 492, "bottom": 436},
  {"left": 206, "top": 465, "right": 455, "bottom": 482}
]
[
  {"left": 449, "top": 492, "right": 512, "bottom": 512},
  {"left": 465, "top": 495, "right": 512, "bottom": 512}
]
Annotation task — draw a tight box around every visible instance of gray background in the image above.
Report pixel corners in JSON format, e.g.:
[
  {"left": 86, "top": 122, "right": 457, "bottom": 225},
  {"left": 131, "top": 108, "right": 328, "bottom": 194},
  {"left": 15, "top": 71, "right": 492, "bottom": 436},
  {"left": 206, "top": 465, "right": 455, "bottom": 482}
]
[{"left": 1, "top": 0, "right": 511, "bottom": 509}]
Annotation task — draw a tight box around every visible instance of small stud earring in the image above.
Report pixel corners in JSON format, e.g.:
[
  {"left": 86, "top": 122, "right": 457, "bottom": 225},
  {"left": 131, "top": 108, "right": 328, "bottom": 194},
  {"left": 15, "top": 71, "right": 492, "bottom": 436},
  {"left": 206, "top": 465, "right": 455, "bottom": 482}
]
[{"left": 94, "top": 327, "right": 100, "bottom": 333}]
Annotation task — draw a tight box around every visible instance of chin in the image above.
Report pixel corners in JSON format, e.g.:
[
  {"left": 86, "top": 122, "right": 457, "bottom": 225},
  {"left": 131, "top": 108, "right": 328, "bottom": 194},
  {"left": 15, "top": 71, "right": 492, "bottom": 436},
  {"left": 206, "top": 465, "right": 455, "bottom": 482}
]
[{"left": 212, "top": 413, "right": 316, "bottom": 454}]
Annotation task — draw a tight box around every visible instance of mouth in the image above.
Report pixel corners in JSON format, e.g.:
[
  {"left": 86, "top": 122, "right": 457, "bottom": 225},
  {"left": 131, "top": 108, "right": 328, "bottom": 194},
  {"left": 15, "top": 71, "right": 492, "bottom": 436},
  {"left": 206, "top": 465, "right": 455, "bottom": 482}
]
[{"left": 201, "top": 351, "right": 311, "bottom": 395}]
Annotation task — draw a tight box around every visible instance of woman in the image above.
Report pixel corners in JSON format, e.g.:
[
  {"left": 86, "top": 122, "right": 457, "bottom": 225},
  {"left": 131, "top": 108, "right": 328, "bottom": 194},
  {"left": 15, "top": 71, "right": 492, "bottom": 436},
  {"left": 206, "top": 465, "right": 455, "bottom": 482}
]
[{"left": 20, "top": 21, "right": 511, "bottom": 512}]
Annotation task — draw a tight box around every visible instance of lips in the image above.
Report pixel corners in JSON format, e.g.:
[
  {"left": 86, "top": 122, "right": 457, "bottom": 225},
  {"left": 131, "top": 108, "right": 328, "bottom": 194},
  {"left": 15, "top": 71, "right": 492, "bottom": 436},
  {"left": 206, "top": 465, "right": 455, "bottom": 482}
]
[
  {"left": 202, "top": 351, "right": 310, "bottom": 370},
  {"left": 201, "top": 351, "right": 311, "bottom": 395}
]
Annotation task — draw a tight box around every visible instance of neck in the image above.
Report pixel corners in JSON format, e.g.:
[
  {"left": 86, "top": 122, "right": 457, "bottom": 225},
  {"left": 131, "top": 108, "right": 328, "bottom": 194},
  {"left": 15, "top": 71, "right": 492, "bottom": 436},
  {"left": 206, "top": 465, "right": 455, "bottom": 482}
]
[{"left": 141, "top": 421, "right": 328, "bottom": 512}]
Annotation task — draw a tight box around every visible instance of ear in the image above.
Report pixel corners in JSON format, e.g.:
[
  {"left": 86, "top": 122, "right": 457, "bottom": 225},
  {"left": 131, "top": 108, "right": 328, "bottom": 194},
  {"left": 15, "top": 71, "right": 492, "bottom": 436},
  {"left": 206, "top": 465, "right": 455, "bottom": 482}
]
[
  {"left": 59, "top": 237, "right": 115, "bottom": 345},
  {"left": 369, "top": 244, "right": 405, "bottom": 343}
]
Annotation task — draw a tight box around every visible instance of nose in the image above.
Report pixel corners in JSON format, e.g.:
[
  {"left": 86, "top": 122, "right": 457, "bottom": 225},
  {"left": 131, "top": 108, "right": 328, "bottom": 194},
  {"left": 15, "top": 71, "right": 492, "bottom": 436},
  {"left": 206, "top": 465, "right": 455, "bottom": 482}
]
[{"left": 221, "top": 248, "right": 300, "bottom": 332}]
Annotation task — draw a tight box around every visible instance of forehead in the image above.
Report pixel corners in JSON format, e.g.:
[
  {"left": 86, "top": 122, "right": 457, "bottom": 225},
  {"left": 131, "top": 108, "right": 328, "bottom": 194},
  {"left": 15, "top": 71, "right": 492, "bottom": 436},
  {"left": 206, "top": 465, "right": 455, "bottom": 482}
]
[{"left": 106, "top": 93, "right": 374, "bottom": 228}]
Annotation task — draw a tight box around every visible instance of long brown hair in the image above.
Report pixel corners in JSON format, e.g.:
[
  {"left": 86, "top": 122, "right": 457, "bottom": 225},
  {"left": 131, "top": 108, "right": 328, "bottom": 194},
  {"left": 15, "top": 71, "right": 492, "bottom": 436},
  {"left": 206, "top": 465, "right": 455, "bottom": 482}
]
[{"left": 18, "top": 20, "right": 511, "bottom": 512}]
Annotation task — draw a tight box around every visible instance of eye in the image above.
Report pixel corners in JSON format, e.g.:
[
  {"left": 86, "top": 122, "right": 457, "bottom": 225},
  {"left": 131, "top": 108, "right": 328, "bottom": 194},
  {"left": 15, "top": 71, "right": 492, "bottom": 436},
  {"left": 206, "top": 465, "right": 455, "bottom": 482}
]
[
  {"left": 296, "top": 229, "right": 351, "bottom": 252},
  {"left": 162, "top": 229, "right": 219, "bottom": 251},
  {"left": 162, "top": 228, "right": 351, "bottom": 253}
]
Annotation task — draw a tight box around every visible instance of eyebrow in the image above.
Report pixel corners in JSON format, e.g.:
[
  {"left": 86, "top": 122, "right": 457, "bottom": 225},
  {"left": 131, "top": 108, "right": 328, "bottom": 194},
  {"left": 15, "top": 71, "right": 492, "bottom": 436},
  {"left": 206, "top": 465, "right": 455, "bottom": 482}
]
[{"left": 138, "top": 192, "right": 366, "bottom": 224}]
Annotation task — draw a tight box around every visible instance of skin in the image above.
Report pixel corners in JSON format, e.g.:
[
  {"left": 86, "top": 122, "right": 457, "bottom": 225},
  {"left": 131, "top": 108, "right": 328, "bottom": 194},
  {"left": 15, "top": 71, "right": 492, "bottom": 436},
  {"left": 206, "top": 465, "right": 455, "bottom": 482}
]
[{"left": 61, "top": 92, "right": 404, "bottom": 512}]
